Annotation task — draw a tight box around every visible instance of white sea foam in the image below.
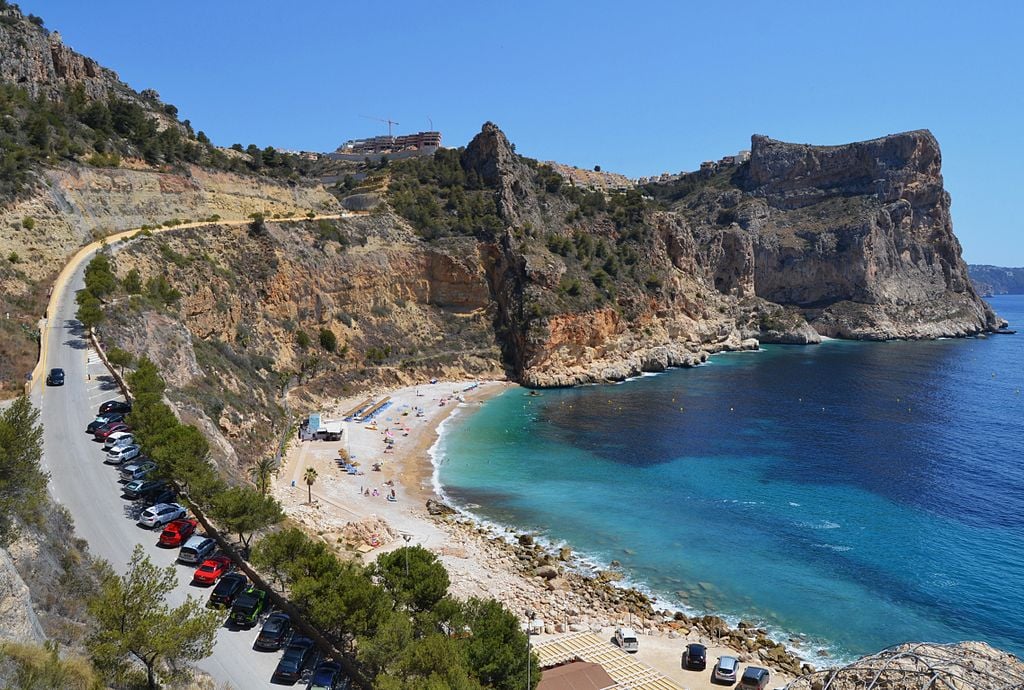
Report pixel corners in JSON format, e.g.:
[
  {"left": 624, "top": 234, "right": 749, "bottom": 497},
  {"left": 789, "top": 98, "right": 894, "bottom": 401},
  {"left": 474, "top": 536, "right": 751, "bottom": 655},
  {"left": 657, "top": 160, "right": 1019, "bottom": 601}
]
[{"left": 814, "top": 543, "right": 852, "bottom": 552}]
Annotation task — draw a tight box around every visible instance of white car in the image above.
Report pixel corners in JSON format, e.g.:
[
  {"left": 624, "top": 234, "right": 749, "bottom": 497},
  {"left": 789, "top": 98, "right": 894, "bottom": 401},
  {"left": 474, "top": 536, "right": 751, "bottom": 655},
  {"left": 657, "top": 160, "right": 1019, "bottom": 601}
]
[
  {"left": 137, "top": 502, "right": 186, "bottom": 528},
  {"left": 106, "top": 444, "right": 141, "bottom": 464},
  {"left": 103, "top": 431, "right": 135, "bottom": 450}
]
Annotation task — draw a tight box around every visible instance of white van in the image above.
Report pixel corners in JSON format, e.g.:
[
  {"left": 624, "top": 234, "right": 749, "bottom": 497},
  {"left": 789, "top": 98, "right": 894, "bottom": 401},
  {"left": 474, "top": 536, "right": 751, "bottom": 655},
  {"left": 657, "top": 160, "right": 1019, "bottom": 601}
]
[{"left": 614, "top": 627, "right": 639, "bottom": 653}]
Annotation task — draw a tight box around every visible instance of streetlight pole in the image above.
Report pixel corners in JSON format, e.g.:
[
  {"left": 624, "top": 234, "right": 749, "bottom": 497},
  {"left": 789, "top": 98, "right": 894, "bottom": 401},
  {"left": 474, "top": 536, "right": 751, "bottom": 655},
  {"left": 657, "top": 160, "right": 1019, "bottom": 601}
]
[
  {"left": 402, "top": 533, "right": 412, "bottom": 577},
  {"left": 525, "top": 608, "right": 535, "bottom": 690}
]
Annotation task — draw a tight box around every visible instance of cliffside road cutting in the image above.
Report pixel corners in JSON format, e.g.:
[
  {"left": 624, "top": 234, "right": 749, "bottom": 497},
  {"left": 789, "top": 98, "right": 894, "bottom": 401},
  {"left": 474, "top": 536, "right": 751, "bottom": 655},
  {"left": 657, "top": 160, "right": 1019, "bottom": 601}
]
[{"left": 29, "top": 215, "right": 347, "bottom": 687}]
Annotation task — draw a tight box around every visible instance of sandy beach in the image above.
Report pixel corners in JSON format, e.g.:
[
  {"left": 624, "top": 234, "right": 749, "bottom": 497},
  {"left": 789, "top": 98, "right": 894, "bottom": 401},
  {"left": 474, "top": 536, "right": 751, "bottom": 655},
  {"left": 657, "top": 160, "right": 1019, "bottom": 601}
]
[{"left": 272, "top": 379, "right": 802, "bottom": 689}]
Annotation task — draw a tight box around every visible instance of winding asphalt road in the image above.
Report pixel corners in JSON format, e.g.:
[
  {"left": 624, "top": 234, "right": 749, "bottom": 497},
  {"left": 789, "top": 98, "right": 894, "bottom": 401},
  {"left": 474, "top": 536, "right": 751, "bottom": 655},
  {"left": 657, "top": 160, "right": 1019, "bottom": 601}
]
[{"left": 29, "top": 217, "right": 346, "bottom": 688}]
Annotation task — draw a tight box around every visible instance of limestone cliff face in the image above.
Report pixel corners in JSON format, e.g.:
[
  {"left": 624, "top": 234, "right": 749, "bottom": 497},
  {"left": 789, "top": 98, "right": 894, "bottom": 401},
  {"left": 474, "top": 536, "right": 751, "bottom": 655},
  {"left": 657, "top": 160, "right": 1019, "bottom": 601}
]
[
  {"left": 740, "top": 131, "right": 1002, "bottom": 338},
  {"left": 0, "top": 6, "right": 152, "bottom": 106}
]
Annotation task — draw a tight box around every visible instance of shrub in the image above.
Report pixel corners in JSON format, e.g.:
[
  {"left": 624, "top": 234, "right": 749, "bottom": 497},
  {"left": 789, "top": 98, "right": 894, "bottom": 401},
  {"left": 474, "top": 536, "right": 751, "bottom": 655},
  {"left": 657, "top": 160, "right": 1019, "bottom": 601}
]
[
  {"left": 295, "top": 330, "right": 311, "bottom": 349},
  {"left": 7, "top": 252, "right": 19, "bottom": 264},
  {"left": 319, "top": 328, "right": 337, "bottom": 352},
  {"left": 21, "top": 216, "right": 35, "bottom": 230}
]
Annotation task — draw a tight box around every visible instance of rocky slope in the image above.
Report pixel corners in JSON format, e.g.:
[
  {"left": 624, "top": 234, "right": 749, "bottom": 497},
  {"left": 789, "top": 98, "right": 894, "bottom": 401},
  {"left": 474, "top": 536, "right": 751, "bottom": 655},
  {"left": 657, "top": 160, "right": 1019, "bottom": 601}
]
[
  {"left": 0, "top": 5, "right": 341, "bottom": 396},
  {"left": 969, "top": 264, "right": 1024, "bottom": 295},
  {"left": 97, "top": 215, "right": 504, "bottom": 470}
]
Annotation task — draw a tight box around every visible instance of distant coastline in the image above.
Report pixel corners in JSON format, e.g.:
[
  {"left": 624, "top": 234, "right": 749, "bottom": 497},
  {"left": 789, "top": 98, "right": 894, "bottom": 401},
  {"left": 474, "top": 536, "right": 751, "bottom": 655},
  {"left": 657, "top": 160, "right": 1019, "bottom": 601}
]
[{"left": 969, "top": 264, "right": 1024, "bottom": 296}]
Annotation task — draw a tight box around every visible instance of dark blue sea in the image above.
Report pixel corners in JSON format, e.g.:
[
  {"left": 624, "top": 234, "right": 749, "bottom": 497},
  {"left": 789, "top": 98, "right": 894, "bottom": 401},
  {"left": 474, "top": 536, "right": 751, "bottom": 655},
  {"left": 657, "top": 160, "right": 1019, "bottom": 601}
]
[{"left": 435, "top": 295, "right": 1024, "bottom": 661}]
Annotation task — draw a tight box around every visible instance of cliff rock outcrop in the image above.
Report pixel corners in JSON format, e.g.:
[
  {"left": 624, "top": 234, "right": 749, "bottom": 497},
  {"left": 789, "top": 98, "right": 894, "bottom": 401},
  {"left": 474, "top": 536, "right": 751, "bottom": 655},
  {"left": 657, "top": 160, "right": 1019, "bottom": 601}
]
[{"left": 737, "top": 131, "right": 1002, "bottom": 338}]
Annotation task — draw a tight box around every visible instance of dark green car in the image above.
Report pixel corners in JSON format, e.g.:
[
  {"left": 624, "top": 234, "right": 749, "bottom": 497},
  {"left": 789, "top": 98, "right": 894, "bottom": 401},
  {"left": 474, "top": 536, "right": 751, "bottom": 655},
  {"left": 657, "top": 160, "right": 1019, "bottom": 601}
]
[{"left": 228, "top": 587, "right": 267, "bottom": 628}]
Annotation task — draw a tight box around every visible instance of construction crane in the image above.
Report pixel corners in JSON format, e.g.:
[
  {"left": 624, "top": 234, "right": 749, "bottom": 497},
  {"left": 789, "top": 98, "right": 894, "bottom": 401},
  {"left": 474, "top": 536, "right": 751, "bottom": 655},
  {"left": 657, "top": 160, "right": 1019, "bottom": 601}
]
[{"left": 360, "top": 115, "right": 400, "bottom": 138}]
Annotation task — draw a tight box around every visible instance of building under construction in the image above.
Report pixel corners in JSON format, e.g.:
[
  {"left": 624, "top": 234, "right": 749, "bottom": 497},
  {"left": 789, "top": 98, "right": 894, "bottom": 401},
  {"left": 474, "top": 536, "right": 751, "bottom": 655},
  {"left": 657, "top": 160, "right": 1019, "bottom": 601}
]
[{"left": 335, "top": 131, "right": 442, "bottom": 156}]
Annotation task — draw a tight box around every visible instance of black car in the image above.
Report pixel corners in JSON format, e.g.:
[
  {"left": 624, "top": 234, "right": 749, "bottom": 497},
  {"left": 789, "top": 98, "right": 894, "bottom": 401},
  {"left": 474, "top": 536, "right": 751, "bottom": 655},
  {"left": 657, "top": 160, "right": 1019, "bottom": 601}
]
[
  {"left": 137, "top": 478, "right": 175, "bottom": 504},
  {"left": 46, "top": 368, "right": 65, "bottom": 386},
  {"left": 229, "top": 587, "right": 267, "bottom": 628},
  {"left": 86, "top": 412, "right": 125, "bottom": 434},
  {"left": 98, "top": 399, "right": 132, "bottom": 415},
  {"left": 738, "top": 667, "right": 770, "bottom": 690},
  {"left": 122, "top": 478, "right": 164, "bottom": 500},
  {"left": 272, "top": 636, "right": 315, "bottom": 684},
  {"left": 307, "top": 661, "right": 347, "bottom": 690},
  {"left": 255, "top": 612, "right": 293, "bottom": 651},
  {"left": 682, "top": 642, "right": 707, "bottom": 671},
  {"left": 208, "top": 572, "right": 248, "bottom": 609}
]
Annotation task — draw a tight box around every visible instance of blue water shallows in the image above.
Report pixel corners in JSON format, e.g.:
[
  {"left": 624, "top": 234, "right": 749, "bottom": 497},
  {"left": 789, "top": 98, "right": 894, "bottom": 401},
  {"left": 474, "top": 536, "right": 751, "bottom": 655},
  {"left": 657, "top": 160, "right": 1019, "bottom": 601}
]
[{"left": 436, "top": 295, "right": 1024, "bottom": 661}]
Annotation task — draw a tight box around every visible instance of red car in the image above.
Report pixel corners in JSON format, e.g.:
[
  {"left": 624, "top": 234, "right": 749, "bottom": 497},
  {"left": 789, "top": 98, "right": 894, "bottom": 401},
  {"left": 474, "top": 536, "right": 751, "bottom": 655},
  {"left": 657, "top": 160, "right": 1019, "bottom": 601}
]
[
  {"left": 158, "top": 518, "right": 197, "bottom": 548},
  {"left": 192, "top": 555, "right": 232, "bottom": 585},
  {"left": 94, "top": 421, "right": 130, "bottom": 440}
]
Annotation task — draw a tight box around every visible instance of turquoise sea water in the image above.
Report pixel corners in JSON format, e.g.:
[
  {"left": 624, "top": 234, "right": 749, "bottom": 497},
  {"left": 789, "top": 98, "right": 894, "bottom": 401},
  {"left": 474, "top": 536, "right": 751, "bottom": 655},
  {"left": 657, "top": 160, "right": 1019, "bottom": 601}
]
[{"left": 435, "top": 295, "right": 1024, "bottom": 661}]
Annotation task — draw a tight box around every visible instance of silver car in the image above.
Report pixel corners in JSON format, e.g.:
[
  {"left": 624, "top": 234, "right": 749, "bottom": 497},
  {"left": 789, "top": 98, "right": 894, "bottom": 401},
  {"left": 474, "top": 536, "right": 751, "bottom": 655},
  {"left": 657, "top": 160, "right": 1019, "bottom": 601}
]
[
  {"left": 713, "top": 656, "right": 740, "bottom": 684},
  {"left": 120, "top": 459, "right": 156, "bottom": 480},
  {"left": 137, "top": 502, "right": 186, "bottom": 529},
  {"left": 106, "top": 444, "right": 141, "bottom": 465}
]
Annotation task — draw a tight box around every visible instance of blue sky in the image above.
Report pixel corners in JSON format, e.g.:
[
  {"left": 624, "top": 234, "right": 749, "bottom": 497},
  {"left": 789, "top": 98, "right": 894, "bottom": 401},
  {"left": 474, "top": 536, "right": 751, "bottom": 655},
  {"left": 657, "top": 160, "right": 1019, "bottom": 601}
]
[{"left": 28, "top": 1, "right": 1024, "bottom": 264}]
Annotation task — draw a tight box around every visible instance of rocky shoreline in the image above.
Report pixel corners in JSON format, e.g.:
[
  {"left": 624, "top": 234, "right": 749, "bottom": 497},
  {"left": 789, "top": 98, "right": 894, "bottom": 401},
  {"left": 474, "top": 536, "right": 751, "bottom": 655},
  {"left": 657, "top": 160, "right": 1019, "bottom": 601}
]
[{"left": 426, "top": 498, "right": 814, "bottom": 679}]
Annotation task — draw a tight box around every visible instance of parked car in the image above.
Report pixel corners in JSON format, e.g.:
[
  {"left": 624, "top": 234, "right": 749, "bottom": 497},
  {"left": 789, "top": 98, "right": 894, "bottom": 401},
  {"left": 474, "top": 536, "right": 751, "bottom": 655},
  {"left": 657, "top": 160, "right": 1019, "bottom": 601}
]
[
  {"left": 193, "top": 555, "right": 233, "bottom": 586},
  {"left": 106, "top": 444, "right": 141, "bottom": 465},
  {"left": 98, "top": 400, "right": 132, "bottom": 415},
  {"left": 87, "top": 413, "right": 125, "bottom": 434},
  {"left": 738, "top": 667, "right": 770, "bottom": 690},
  {"left": 120, "top": 460, "right": 156, "bottom": 482},
  {"left": 94, "top": 421, "right": 130, "bottom": 440},
  {"left": 307, "top": 661, "right": 345, "bottom": 690},
  {"left": 123, "top": 479, "right": 164, "bottom": 500},
  {"left": 137, "top": 480, "right": 175, "bottom": 505},
  {"left": 137, "top": 502, "right": 186, "bottom": 529},
  {"left": 254, "top": 612, "right": 292, "bottom": 651},
  {"left": 207, "top": 572, "right": 248, "bottom": 608},
  {"left": 272, "top": 637, "right": 315, "bottom": 684},
  {"left": 178, "top": 535, "right": 216, "bottom": 566},
  {"left": 46, "top": 368, "right": 65, "bottom": 386},
  {"left": 713, "top": 656, "right": 740, "bottom": 684},
  {"left": 683, "top": 643, "right": 708, "bottom": 671},
  {"left": 229, "top": 587, "right": 267, "bottom": 628},
  {"left": 103, "top": 431, "right": 135, "bottom": 450},
  {"left": 614, "top": 627, "right": 639, "bottom": 653},
  {"left": 159, "top": 518, "right": 198, "bottom": 547}
]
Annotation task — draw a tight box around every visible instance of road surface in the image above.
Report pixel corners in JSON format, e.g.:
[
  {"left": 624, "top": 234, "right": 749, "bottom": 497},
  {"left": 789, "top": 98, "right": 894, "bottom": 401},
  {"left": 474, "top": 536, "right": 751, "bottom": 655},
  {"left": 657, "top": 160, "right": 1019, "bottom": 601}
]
[{"left": 29, "top": 219, "right": 346, "bottom": 687}]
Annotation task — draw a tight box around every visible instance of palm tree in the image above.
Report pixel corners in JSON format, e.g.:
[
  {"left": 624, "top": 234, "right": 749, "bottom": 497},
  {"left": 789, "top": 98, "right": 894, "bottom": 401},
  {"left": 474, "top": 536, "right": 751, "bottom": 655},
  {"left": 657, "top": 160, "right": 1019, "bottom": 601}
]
[
  {"left": 249, "top": 456, "right": 277, "bottom": 495},
  {"left": 304, "top": 466, "right": 318, "bottom": 504}
]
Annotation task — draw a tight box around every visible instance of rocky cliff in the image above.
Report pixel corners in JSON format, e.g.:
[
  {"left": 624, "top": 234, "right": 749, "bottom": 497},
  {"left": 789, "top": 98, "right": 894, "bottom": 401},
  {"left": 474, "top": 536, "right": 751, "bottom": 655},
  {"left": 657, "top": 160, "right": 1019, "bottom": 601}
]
[
  {"left": 738, "top": 131, "right": 1003, "bottom": 338},
  {"left": 0, "top": 5, "right": 133, "bottom": 102},
  {"left": 648, "top": 130, "right": 1002, "bottom": 342}
]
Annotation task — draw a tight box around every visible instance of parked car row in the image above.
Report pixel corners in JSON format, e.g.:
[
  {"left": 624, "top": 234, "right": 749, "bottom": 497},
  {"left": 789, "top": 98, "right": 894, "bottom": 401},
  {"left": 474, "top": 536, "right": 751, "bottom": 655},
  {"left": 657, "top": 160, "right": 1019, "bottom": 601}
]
[
  {"left": 681, "top": 642, "right": 771, "bottom": 689},
  {"left": 90, "top": 398, "right": 351, "bottom": 688}
]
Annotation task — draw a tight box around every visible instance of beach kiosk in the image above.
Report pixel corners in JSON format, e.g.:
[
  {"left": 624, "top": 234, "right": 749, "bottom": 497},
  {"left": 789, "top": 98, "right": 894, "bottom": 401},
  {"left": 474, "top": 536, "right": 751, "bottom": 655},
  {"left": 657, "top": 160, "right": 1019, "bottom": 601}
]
[{"left": 300, "top": 413, "right": 344, "bottom": 442}]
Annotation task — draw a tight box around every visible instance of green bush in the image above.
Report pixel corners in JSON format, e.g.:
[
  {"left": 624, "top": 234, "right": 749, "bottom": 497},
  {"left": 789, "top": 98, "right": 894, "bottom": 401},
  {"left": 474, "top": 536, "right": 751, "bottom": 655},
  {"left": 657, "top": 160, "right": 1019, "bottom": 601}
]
[
  {"left": 319, "top": 328, "right": 337, "bottom": 352},
  {"left": 21, "top": 216, "right": 35, "bottom": 230}
]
